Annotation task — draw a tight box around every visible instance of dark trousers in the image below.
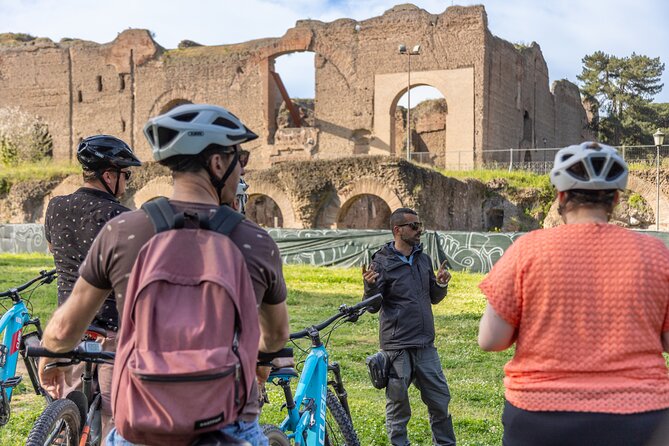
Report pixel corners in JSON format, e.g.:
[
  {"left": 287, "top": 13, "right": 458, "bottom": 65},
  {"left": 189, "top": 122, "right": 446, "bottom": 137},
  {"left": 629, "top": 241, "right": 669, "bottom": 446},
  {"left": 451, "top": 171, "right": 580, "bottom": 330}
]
[
  {"left": 385, "top": 347, "right": 456, "bottom": 446},
  {"left": 502, "top": 400, "right": 669, "bottom": 446}
]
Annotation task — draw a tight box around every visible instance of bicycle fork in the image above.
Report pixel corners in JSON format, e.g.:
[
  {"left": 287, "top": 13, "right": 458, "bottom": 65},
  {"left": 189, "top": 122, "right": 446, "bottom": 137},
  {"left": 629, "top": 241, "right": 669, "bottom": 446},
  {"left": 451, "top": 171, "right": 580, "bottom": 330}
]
[{"left": 327, "top": 362, "right": 351, "bottom": 419}]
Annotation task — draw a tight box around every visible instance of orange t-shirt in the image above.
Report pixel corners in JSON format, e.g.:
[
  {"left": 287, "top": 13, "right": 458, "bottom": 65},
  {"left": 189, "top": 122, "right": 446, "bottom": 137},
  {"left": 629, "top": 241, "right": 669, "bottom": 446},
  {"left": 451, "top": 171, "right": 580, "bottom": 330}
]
[{"left": 479, "top": 223, "right": 669, "bottom": 414}]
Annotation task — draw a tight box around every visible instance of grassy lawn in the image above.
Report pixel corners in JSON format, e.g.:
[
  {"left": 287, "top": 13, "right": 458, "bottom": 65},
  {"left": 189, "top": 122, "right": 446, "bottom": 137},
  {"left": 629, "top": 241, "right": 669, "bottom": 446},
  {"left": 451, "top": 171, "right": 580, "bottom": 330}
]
[{"left": 0, "top": 254, "right": 510, "bottom": 445}]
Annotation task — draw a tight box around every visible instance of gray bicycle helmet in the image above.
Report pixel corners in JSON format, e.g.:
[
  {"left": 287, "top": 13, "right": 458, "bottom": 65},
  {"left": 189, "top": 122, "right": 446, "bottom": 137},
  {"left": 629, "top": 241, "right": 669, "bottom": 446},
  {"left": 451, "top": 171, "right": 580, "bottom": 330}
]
[
  {"left": 77, "top": 135, "right": 141, "bottom": 171},
  {"left": 550, "top": 141, "right": 628, "bottom": 192},
  {"left": 143, "top": 104, "right": 258, "bottom": 161}
]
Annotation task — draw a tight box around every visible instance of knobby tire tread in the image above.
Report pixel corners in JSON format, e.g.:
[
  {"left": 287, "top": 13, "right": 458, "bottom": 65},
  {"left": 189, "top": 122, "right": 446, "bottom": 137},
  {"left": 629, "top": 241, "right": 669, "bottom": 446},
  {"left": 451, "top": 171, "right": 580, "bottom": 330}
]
[
  {"left": 325, "top": 390, "right": 360, "bottom": 446},
  {"left": 261, "top": 424, "right": 290, "bottom": 446},
  {"left": 25, "top": 398, "right": 81, "bottom": 446}
]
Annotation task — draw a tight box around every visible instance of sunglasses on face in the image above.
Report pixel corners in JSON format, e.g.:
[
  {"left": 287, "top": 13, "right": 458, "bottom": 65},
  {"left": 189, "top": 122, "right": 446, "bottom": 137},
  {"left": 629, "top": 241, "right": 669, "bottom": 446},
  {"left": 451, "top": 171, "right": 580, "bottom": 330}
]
[
  {"left": 222, "top": 146, "right": 250, "bottom": 168},
  {"left": 396, "top": 221, "right": 423, "bottom": 231},
  {"left": 107, "top": 170, "right": 131, "bottom": 180}
]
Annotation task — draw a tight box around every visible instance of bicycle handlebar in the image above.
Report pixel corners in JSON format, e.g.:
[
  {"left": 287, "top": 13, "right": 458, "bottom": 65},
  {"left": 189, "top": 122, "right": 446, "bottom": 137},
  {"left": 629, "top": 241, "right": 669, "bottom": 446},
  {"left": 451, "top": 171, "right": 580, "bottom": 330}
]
[
  {"left": 289, "top": 293, "right": 382, "bottom": 340},
  {"left": 0, "top": 269, "right": 57, "bottom": 299},
  {"left": 25, "top": 343, "right": 115, "bottom": 363}
]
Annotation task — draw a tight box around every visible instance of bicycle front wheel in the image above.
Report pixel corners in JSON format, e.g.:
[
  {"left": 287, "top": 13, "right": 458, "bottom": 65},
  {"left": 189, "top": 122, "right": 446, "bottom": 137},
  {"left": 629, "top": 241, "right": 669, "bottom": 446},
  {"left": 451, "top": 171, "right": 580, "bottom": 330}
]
[
  {"left": 325, "top": 390, "right": 359, "bottom": 446},
  {"left": 25, "top": 398, "right": 81, "bottom": 446},
  {"left": 262, "top": 424, "right": 290, "bottom": 446}
]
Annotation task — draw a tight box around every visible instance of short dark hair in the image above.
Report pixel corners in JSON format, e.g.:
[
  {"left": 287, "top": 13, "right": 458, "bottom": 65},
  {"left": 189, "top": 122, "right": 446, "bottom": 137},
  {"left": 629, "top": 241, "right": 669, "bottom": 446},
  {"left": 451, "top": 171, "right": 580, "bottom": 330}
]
[
  {"left": 390, "top": 207, "right": 417, "bottom": 228},
  {"left": 558, "top": 189, "right": 617, "bottom": 217},
  {"left": 158, "top": 144, "right": 236, "bottom": 173}
]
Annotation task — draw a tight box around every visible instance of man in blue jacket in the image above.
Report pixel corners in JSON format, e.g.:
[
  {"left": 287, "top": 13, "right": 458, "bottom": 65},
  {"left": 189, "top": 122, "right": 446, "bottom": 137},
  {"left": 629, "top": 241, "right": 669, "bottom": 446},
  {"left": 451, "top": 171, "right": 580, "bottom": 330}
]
[{"left": 363, "top": 207, "right": 456, "bottom": 446}]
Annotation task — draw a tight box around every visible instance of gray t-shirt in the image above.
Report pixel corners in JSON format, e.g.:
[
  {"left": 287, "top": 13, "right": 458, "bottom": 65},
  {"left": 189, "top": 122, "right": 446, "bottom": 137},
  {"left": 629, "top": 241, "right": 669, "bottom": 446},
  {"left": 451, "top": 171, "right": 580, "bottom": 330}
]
[{"left": 80, "top": 200, "right": 287, "bottom": 421}]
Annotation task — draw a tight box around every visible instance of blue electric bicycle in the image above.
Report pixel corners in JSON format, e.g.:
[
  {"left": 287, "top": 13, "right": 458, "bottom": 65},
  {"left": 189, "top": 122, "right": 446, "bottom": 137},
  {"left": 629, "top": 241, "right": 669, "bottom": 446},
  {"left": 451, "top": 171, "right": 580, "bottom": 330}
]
[
  {"left": 262, "top": 293, "right": 382, "bottom": 446},
  {"left": 0, "top": 269, "right": 56, "bottom": 426}
]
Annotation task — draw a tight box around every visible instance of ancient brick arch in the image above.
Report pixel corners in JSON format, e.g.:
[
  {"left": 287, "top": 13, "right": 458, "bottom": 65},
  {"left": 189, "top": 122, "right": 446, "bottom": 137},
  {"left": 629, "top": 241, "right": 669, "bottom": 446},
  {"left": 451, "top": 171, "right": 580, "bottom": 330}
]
[
  {"left": 247, "top": 181, "right": 301, "bottom": 228},
  {"left": 373, "top": 68, "right": 475, "bottom": 168},
  {"left": 129, "top": 176, "right": 174, "bottom": 209},
  {"left": 148, "top": 89, "right": 198, "bottom": 119},
  {"left": 331, "top": 178, "right": 403, "bottom": 228}
]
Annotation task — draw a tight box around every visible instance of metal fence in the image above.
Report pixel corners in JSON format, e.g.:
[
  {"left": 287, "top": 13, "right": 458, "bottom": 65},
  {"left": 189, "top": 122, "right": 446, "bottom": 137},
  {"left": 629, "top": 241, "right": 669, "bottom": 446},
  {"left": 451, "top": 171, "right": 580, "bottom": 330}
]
[{"left": 405, "top": 145, "right": 669, "bottom": 174}]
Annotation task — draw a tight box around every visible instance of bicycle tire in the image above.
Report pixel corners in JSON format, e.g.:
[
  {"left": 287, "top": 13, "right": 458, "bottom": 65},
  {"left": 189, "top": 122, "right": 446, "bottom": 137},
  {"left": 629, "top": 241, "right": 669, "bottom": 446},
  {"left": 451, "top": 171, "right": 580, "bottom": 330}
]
[
  {"left": 25, "top": 398, "right": 81, "bottom": 446},
  {"left": 325, "top": 390, "right": 359, "bottom": 446},
  {"left": 262, "top": 424, "right": 290, "bottom": 446}
]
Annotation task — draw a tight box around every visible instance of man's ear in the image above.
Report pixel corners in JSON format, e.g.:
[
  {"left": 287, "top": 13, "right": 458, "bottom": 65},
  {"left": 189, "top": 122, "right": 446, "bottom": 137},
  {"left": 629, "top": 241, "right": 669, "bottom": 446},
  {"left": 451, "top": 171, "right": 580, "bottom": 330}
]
[
  {"left": 100, "top": 171, "right": 112, "bottom": 185},
  {"left": 207, "top": 153, "right": 223, "bottom": 175},
  {"left": 557, "top": 191, "right": 566, "bottom": 204},
  {"left": 613, "top": 190, "right": 620, "bottom": 206}
]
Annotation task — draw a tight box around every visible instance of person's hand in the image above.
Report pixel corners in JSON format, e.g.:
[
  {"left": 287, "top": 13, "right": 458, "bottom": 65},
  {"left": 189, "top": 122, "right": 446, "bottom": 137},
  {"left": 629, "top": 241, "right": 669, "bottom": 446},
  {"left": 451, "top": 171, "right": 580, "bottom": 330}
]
[
  {"left": 362, "top": 264, "right": 379, "bottom": 285},
  {"left": 38, "top": 357, "right": 66, "bottom": 399},
  {"left": 436, "top": 260, "right": 451, "bottom": 286},
  {"left": 256, "top": 364, "right": 271, "bottom": 386}
]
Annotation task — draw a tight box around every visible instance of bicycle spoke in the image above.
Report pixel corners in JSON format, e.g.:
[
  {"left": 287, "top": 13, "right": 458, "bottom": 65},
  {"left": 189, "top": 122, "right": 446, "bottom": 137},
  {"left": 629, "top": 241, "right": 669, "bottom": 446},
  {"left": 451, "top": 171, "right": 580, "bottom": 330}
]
[{"left": 44, "top": 419, "right": 72, "bottom": 445}]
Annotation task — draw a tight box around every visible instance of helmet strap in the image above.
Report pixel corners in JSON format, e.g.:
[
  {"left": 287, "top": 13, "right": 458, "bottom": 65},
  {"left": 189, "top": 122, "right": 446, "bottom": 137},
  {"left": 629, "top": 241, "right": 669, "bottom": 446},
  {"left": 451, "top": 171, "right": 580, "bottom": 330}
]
[
  {"left": 206, "top": 150, "right": 239, "bottom": 205},
  {"left": 96, "top": 170, "right": 119, "bottom": 197}
]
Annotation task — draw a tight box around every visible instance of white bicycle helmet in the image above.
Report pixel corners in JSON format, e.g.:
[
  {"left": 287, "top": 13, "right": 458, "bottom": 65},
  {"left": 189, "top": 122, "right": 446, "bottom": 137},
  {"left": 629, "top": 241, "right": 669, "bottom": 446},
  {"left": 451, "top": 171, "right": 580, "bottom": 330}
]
[
  {"left": 550, "top": 141, "right": 628, "bottom": 192},
  {"left": 143, "top": 104, "right": 258, "bottom": 161}
]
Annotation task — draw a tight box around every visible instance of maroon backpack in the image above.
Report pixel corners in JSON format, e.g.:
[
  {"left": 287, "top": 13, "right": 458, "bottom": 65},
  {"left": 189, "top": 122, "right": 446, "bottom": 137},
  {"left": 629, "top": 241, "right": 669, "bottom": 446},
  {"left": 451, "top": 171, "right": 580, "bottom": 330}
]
[{"left": 112, "top": 199, "right": 260, "bottom": 445}]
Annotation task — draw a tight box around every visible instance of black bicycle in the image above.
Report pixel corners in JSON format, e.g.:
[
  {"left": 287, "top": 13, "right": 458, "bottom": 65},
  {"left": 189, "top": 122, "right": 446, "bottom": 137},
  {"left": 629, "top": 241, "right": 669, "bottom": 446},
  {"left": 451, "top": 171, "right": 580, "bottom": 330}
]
[{"left": 24, "top": 332, "right": 113, "bottom": 446}]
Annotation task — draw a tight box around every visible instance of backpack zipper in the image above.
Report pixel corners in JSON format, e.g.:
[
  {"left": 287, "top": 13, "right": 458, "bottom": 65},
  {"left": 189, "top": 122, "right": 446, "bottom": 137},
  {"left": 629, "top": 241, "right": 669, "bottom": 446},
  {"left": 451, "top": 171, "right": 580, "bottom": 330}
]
[{"left": 135, "top": 365, "right": 237, "bottom": 382}]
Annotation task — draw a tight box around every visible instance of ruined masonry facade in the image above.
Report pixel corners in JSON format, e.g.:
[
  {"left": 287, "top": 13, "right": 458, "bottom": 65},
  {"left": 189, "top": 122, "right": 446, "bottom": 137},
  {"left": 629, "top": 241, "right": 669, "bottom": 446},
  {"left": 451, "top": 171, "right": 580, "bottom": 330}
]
[{"left": 0, "top": 4, "right": 590, "bottom": 170}]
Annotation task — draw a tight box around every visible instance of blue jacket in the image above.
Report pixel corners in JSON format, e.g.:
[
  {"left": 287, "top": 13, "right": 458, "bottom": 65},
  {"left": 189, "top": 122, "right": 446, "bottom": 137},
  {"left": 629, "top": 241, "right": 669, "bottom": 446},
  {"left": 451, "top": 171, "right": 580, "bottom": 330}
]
[{"left": 364, "top": 241, "right": 447, "bottom": 350}]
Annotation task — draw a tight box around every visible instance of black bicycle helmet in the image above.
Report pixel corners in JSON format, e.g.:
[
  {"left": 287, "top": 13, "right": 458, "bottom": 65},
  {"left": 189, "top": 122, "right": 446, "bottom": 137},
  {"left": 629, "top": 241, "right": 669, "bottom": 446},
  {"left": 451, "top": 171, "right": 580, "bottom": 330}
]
[{"left": 77, "top": 135, "right": 142, "bottom": 171}]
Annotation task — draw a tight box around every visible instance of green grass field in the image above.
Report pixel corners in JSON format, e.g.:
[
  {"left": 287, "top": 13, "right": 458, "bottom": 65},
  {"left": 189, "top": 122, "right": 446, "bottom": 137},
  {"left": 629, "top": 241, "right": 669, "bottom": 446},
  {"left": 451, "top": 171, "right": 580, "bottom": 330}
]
[{"left": 0, "top": 254, "right": 511, "bottom": 445}]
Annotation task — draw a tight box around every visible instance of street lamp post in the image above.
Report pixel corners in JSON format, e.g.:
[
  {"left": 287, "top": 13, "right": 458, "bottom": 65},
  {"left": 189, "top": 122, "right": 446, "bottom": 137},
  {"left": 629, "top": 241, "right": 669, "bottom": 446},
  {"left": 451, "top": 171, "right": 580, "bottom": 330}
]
[
  {"left": 654, "top": 129, "right": 665, "bottom": 231},
  {"left": 398, "top": 44, "right": 421, "bottom": 162}
]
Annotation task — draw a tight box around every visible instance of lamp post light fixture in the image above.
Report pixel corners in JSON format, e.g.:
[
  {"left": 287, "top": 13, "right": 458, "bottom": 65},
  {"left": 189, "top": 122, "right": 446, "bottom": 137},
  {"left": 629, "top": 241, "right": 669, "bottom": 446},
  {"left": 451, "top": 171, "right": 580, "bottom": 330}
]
[
  {"left": 398, "top": 44, "right": 421, "bottom": 161},
  {"left": 654, "top": 129, "right": 665, "bottom": 231}
]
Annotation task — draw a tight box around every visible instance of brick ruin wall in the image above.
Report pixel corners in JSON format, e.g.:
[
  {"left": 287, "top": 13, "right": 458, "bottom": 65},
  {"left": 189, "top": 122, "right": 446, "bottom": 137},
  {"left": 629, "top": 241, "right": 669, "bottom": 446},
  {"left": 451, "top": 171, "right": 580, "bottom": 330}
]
[{"left": 0, "top": 4, "right": 590, "bottom": 171}]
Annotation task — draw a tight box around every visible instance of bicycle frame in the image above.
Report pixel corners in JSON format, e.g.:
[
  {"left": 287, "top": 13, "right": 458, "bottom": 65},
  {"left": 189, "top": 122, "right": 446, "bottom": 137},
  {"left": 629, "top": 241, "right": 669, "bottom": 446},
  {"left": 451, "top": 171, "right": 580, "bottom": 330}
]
[
  {"left": 274, "top": 340, "right": 330, "bottom": 446},
  {"left": 0, "top": 269, "right": 55, "bottom": 415},
  {"left": 269, "top": 294, "right": 382, "bottom": 446},
  {"left": 0, "top": 295, "right": 42, "bottom": 401}
]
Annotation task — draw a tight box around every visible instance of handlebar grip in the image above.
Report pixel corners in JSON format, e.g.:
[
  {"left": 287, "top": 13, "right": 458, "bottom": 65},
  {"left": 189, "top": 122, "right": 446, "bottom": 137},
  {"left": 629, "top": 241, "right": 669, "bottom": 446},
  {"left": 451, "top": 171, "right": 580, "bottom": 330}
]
[
  {"left": 25, "top": 346, "right": 72, "bottom": 359},
  {"left": 349, "top": 293, "right": 383, "bottom": 312}
]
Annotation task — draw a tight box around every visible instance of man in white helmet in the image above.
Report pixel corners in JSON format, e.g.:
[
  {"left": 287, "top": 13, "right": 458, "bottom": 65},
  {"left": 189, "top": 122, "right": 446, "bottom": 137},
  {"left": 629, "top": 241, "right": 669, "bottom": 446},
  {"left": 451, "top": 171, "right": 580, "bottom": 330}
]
[
  {"left": 478, "top": 142, "right": 669, "bottom": 446},
  {"left": 38, "top": 104, "right": 290, "bottom": 446}
]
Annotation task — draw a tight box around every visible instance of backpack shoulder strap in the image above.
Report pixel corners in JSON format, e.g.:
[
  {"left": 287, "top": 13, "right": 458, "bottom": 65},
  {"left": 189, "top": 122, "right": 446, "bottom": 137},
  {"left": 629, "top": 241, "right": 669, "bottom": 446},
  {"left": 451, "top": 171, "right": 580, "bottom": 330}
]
[
  {"left": 141, "top": 197, "right": 177, "bottom": 233},
  {"left": 209, "top": 205, "right": 244, "bottom": 236}
]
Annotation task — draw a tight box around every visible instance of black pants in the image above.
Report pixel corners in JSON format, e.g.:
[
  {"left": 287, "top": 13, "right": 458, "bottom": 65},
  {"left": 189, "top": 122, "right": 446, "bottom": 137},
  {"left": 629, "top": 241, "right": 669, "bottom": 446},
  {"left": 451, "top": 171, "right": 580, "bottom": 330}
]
[{"left": 502, "top": 400, "right": 669, "bottom": 446}]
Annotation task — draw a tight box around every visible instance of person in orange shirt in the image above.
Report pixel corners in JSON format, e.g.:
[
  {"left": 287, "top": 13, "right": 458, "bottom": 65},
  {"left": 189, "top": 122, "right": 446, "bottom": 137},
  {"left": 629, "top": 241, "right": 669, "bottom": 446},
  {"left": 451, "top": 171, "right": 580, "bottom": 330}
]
[{"left": 478, "top": 141, "right": 669, "bottom": 446}]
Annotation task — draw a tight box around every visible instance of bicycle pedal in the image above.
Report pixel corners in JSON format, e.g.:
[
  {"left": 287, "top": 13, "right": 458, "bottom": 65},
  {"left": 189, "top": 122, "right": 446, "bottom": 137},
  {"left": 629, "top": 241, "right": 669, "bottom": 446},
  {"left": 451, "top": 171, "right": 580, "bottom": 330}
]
[{"left": 1, "top": 376, "right": 22, "bottom": 388}]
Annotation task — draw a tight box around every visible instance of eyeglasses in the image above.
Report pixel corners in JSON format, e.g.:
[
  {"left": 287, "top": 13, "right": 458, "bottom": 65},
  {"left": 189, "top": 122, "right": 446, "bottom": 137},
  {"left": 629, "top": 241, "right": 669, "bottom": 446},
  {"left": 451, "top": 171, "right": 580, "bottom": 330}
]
[
  {"left": 106, "top": 170, "right": 131, "bottom": 180},
  {"left": 238, "top": 150, "right": 250, "bottom": 168},
  {"left": 222, "top": 146, "right": 250, "bottom": 168},
  {"left": 396, "top": 221, "right": 423, "bottom": 231}
]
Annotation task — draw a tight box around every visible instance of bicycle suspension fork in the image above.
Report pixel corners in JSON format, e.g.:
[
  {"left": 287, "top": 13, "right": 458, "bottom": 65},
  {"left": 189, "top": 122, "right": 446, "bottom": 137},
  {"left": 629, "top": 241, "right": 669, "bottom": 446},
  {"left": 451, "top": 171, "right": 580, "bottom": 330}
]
[{"left": 327, "top": 362, "right": 351, "bottom": 418}]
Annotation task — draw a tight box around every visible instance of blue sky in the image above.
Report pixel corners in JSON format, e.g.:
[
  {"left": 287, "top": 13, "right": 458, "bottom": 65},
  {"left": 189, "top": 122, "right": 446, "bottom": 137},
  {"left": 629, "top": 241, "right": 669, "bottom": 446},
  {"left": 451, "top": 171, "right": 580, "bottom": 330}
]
[{"left": 2, "top": 0, "right": 668, "bottom": 105}]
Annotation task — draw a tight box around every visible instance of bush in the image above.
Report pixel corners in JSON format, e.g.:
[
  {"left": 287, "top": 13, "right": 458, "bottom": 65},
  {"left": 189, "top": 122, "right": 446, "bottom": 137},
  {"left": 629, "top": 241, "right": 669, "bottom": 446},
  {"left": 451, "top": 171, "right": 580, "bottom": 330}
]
[{"left": 0, "top": 107, "right": 53, "bottom": 166}]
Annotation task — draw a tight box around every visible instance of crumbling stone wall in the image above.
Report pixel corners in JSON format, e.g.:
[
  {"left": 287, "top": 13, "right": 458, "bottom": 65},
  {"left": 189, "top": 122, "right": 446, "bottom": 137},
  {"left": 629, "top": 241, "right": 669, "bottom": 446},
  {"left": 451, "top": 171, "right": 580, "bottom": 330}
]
[{"left": 1, "top": 4, "right": 589, "bottom": 171}]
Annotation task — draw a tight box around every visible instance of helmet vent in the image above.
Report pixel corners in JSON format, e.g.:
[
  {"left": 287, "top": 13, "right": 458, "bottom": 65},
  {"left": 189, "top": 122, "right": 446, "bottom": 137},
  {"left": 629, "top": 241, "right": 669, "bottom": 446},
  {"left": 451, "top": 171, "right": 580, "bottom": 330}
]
[
  {"left": 591, "top": 157, "right": 606, "bottom": 176},
  {"left": 173, "top": 112, "right": 198, "bottom": 122},
  {"left": 145, "top": 127, "right": 156, "bottom": 145},
  {"left": 212, "top": 117, "right": 239, "bottom": 129},
  {"left": 561, "top": 154, "right": 573, "bottom": 162},
  {"left": 157, "top": 127, "right": 179, "bottom": 148},
  {"left": 566, "top": 162, "right": 589, "bottom": 181},
  {"left": 607, "top": 162, "right": 625, "bottom": 181}
]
